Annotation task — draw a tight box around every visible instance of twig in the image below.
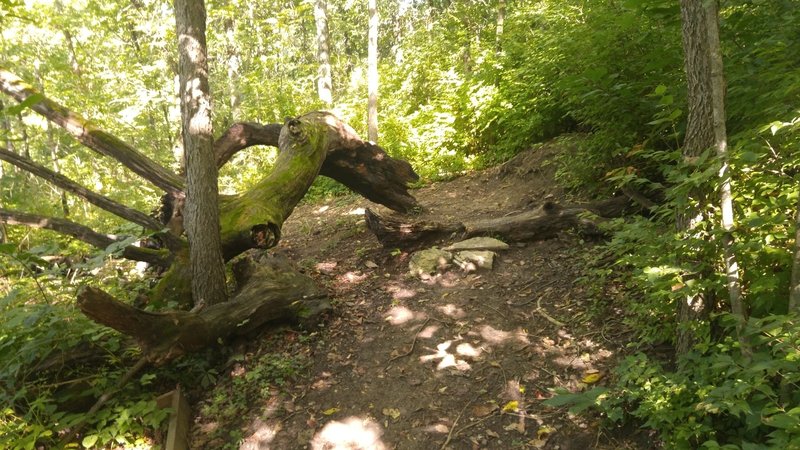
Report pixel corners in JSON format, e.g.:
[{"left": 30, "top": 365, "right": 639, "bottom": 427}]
[
  {"left": 440, "top": 394, "right": 479, "bottom": 450},
  {"left": 535, "top": 297, "right": 565, "bottom": 327},
  {"left": 389, "top": 318, "right": 430, "bottom": 362},
  {"left": 58, "top": 357, "right": 149, "bottom": 446}
]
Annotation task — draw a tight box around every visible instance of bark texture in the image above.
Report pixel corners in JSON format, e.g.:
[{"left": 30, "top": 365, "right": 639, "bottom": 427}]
[
  {"left": 78, "top": 255, "right": 329, "bottom": 364},
  {"left": 367, "top": 0, "right": 379, "bottom": 142},
  {"left": 175, "top": 0, "right": 228, "bottom": 306},
  {"left": 0, "top": 209, "right": 170, "bottom": 267},
  {"left": 0, "top": 69, "right": 183, "bottom": 193},
  {"left": 314, "top": 0, "right": 333, "bottom": 105},
  {"left": 366, "top": 197, "right": 632, "bottom": 250}
]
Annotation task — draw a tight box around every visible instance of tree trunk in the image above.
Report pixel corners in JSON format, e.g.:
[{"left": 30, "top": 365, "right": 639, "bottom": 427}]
[
  {"left": 675, "top": 0, "right": 716, "bottom": 358},
  {"left": 703, "top": 0, "right": 749, "bottom": 358},
  {"left": 790, "top": 199, "right": 800, "bottom": 313},
  {"left": 496, "top": 0, "right": 506, "bottom": 52},
  {"left": 314, "top": 0, "right": 333, "bottom": 106},
  {"left": 175, "top": 0, "right": 228, "bottom": 307},
  {"left": 677, "top": 0, "right": 747, "bottom": 358},
  {"left": 367, "top": 0, "right": 379, "bottom": 142}
]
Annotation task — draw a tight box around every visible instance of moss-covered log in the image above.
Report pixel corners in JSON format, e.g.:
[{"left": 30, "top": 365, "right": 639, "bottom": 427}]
[{"left": 78, "top": 255, "right": 329, "bottom": 364}]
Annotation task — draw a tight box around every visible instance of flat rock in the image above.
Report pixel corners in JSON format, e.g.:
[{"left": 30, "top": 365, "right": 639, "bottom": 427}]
[
  {"left": 454, "top": 250, "right": 495, "bottom": 272},
  {"left": 409, "top": 248, "right": 453, "bottom": 276},
  {"left": 444, "top": 237, "right": 509, "bottom": 252}
]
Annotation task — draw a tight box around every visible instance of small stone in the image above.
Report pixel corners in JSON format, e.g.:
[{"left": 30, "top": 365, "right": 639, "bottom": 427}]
[
  {"left": 409, "top": 248, "right": 453, "bottom": 276},
  {"left": 454, "top": 250, "right": 495, "bottom": 271},
  {"left": 444, "top": 237, "right": 509, "bottom": 252}
]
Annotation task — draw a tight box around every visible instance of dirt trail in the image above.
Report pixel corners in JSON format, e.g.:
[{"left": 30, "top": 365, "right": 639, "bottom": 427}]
[{"left": 193, "top": 139, "right": 643, "bottom": 449}]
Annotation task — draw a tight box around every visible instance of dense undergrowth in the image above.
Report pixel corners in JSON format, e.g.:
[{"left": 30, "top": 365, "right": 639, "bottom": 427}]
[{"left": 2, "top": 0, "right": 800, "bottom": 447}]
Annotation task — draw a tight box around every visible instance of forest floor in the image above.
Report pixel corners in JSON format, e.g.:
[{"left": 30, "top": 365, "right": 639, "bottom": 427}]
[{"left": 190, "top": 138, "right": 656, "bottom": 449}]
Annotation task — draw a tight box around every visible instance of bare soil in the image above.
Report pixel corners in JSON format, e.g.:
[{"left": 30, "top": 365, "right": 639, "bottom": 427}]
[{"left": 191, "top": 138, "right": 654, "bottom": 449}]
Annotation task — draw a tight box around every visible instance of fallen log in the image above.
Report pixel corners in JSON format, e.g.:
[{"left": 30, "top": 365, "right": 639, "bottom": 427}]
[
  {"left": 366, "top": 196, "right": 634, "bottom": 250},
  {"left": 78, "top": 254, "right": 329, "bottom": 364}
]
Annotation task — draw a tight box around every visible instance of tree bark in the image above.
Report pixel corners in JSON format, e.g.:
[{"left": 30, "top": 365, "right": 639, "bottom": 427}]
[
  {"left": 314, "top": 0, "right": 333, "bottom": 105},
  {"left": 790, "top": 200, "right": 800, "bottom": 313},
  {"left": 175, "top": 0, "right": 228, "bottom": 306},
  {"left": 0, "top": 209, "right": 170, "bottom": 267},
  {"left": 213, "top": 116, "right": 419, "bottom": 212},
  {"left": 703, "top": 0, "right": 748, "bottom": 358},
  {"left": 0, "top": 148, "right": 163, "bottom": 231},
  {"left": 78, "top": 255, "right": 330, "bottom": 364},
  {"left": 675, "top": 0, "right": 715, "bottom": 358},
  {"left": 367, "top": 0, "right": 379, "bottom": 142},
  {"left": 366, "top": 197, "right": 633, "bottom": 250},
  {"left": 0, "top": 69, "right": 184, "bottom": 194},
  {"left": 676, "top": 0, "right": 747, "bottom": 358}
]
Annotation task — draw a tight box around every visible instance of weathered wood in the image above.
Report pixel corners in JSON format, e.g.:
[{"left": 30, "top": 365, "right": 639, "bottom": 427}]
[
  {"left": 215, "top": 122, "right": 282, "bottom": 167},
  {"left": 156, "top": 387, "right": 191, "bottom": 450},
  {"left": 366, "top": 196, "right": 634, "bottom": 249},
  {"left": 0, "top": 148, "right": 164, "bottom": 231},
  {"left": 0, "top": 68, "right": 184, "bottom": 193},
  {"left": 77, "top": 255, "right": 330, "bottom": 364},
  {"left": 0, "top": 208, "right": 171, "bottom": 267},
  {"left": 213, "top": 112, "right": 419, "bottom": 213}
]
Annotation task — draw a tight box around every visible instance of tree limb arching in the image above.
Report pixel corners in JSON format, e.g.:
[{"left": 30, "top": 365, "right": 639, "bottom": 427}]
[
  {"left": 0, "top": 209, "right": 171, "bottom": 267},
  {"left": 0, "top": 68, "right": 184, "bottom": 194},
  {"left": 214, "top": 113, "right": 419, "bottom": 213}
]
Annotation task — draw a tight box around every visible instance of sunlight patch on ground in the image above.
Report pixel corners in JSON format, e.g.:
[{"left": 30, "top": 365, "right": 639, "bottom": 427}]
[
  {"left": 310, "top": 416, "right": 387, "bottom": 450},
  {"left": 348, "top": 207, "right": 366, "bottom": 215},
  {"left": 386, "top": 283, "right": 417, "bottom": 299},
  {"left": 239, "top": 418, "right": 279, "bottom": 449},
  {"left": 384, "top": 305, "right": 426, "bottom": 325},
  {"left": 437, "top": 303, "right": 466, "bottom": 319},
  {"left": 420, "top": 340, "right": 471, "bottom": 371},
  {"left": 419, "top": 324, "right": 440, "bottom": 339},
  {"left": 315, "top": 205, "right": 330, "bottom": 214},
  {"left": 478, "top": 325, "right": 511, "bottom": 344},
  {"left": 338, "top": 271, "right": 368, "bottom": 284}
]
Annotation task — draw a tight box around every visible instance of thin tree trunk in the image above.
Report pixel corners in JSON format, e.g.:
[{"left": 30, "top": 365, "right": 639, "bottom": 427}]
[
  {"left": 224, "top": 17, "right": 242, "bottom": 121},
  {"left": 314, "top": 0, "right": 333, "bottom": 106},
  {"left": 367, "top": 0, "right": 379, "bottom": 142},
  {"left": 496, "top": 0, "right": 505, "bottom": 52},
  {"left": 703, "top": 0, "right": 749, "bottom": 358},
  {"left": 175, "top": 0, "right": 228, "bottom": 307},
  {"left": 790, "top": 200, "right": 800, "bottom": 313}
]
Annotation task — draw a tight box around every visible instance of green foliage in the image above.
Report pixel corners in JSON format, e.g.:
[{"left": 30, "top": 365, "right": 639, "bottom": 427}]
[
  {"left": 554, "top": 315, "right": 800, "bottom": 448},
  {"left": 197, "top": 349, "right": 309, "bottom": 448}
]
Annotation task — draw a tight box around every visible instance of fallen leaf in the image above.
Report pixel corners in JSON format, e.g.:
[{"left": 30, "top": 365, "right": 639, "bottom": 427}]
[
  {"left": 537, "top": 425, "right": 556, "bottom": 439},
  {"left": 486, "top": 430, "right": 500, "bottom": 438},
  {"left": 503, "top": 422, "right": 525, "bottom": 433},
  {"left": 322, "top": 407, "right": 339, "bottom": 416},
  {"left": 382, "top": 408, "right": 401, "bottom": 420},
  {"left": 581, "top": 370, "right": 604, "bottom": 384},
  {"left": 365, "top": 260, "right": 378, "bottom": 268},
  {"left": 501, "top": 400, "right": 519, "bottom": 413},
  {"left": 472, "top": 403, "right": 498, "bottom": 417}
]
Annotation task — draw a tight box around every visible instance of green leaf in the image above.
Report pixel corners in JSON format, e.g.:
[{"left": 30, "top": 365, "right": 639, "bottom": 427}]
[{"left": 82, "top": 434, "right": 99, "bottom": 448}]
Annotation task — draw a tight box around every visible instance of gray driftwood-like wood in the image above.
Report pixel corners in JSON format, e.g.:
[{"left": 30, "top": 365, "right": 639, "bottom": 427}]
[
  {"left": 366, "top": 196, "right": 633, "bottom": 250},
  {"left": 78, "top": 255, "right": 329, "bottom": 364}
]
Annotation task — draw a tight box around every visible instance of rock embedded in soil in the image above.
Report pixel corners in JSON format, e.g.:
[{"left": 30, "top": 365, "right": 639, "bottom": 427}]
[
  {"left": 409, "top": 248, "right": 453, "bottom": 276},
  {"left": 454, "top": 250, "right": 495, "bottom": 272},
  {"left": 444, "top": 237, "right": 510, "bottom": 252}
]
